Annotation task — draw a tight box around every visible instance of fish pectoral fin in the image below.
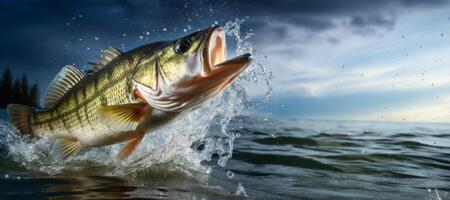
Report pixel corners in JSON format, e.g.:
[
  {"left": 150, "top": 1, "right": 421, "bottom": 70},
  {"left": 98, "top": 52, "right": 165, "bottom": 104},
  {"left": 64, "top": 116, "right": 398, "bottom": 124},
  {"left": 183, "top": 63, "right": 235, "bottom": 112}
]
[
  {"left": 57, "top": 139, "right": 84, "bottom": 159},
  {"left": 98, "top": 103, "right": 152, "bottom": 132},
  {"left": 118, "top": 132, "right": 145, "bottom": 159}
]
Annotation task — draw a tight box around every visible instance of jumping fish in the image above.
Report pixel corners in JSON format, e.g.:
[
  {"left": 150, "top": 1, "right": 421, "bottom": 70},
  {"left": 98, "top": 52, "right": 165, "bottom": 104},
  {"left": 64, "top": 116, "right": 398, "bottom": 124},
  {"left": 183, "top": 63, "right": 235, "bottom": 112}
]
[{"left": 7, "top": 26, "right": 251, "bottom": 158}]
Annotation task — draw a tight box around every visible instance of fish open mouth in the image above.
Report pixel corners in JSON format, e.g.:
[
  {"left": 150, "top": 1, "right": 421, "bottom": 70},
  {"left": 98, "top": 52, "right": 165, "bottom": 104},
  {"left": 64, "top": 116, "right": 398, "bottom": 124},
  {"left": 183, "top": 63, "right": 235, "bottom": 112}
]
[
  {"left": 198, "top": 26, "right": 251, "bottom": 91},
  {"left": 135, "top": 26, "right": 252, "bottom": 112}
]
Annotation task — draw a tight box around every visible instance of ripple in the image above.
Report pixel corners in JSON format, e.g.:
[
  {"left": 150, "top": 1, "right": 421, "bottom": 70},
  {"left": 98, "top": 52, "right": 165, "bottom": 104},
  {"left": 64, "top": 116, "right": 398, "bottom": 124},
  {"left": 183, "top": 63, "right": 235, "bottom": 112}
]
[
  {"left": 253, "top": 136, "right": 318, "bottom": 146},
  {"left": 233, "top": 150, "right": 342, "bottom": 172}
]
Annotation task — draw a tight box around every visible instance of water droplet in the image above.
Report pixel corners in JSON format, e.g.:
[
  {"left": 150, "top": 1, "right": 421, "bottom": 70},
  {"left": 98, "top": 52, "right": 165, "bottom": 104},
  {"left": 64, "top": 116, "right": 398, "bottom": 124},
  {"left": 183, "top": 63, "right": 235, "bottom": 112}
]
[
  {"left": 145, "top": 31, "right": 150, "bottom": 35},
  {"left": 4, "top": 174, "right": 9, "bottom": 179},
  {"left": 86, "top": 47, "right": 90, "bottom": 50},
  {"left": 78, "top": 14, "right": 84, "bottom": 18},
  {"left": 122, "top": 33, "right": 127, "bottom": 37},
  {"left": 214, "top": 21, "right": 218, "bottom": 25},
  {"left": 183, "top": 29, "right": 187, "bottom": 32},
  {"left": 163, "top": 28, "right": 167, "bottom": 32},
  {"left": 218, "top": 156, "right": 228, "bottom": 167},
  {"left": 227, "top": 170, "right": 234, "bottom": 178},
  {"left": 236, "top": 182, "right": 248, "bottom": 197},
  {"left": 94, "top": 36, "right": 99, "bottom": 41},
  {"left": 441, "top": 33, "right": 445, "bottom": 37},
  {"left": 65, "top": 22, "right": 71, "bottom": 26},
  {"left": 139, "top": 36, "right": 144, "bottom": 39}
]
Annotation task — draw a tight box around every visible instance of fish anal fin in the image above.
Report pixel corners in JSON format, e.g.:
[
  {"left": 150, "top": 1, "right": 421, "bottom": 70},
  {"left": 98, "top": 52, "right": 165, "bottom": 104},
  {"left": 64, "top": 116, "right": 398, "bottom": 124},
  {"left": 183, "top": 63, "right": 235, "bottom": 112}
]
[
  {"left": 58, "top": 140, "right": 84, "bottom": 159},
  {"left": 119, "top": 133, "right": 145, "bottom": 159},
  {"left": 98, "top": 103, "right": 152, "bottom": 132}
]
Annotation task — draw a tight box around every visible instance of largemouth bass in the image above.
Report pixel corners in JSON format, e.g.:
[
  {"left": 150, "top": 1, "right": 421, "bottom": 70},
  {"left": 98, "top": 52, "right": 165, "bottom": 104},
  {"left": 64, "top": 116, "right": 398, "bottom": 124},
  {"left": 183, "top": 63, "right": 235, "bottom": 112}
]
[{"left": 7, "top": 26, "right": 251, "bottom": 159}]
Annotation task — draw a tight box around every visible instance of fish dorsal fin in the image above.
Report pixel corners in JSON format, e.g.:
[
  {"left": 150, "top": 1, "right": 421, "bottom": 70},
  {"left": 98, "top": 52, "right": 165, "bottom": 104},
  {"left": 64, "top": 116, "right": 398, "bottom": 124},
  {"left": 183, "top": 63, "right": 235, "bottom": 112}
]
[
  {"left": 43, "top": 65, "right": 85, "bottom": 108},
  {"left": 87, "top": 47, "right": 122, "bottom": 74}
]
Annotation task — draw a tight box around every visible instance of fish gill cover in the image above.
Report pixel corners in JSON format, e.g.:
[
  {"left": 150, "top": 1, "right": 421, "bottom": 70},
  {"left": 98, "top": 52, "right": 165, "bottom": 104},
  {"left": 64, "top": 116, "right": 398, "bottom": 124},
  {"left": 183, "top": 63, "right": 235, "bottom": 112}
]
[{"left": 0, "top": 19, "right": 273, "bottom": 181}]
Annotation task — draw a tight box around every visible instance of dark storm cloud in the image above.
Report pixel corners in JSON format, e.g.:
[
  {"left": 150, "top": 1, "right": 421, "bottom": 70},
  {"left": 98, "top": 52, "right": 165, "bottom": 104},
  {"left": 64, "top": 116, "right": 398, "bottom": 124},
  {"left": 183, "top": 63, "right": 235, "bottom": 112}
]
[
  {"left": 0, "top": 0, "right": 449, "bottom": 90},
  {"left": 219, "top": 0, "right": 450, "bottom": 33}
]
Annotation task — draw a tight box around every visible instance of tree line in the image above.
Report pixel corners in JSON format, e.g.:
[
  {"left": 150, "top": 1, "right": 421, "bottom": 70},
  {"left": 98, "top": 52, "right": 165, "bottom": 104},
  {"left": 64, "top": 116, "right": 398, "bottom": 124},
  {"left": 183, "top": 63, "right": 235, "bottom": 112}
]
[{"left": 0, "top": 68, "right": 40, "bottom": 108}]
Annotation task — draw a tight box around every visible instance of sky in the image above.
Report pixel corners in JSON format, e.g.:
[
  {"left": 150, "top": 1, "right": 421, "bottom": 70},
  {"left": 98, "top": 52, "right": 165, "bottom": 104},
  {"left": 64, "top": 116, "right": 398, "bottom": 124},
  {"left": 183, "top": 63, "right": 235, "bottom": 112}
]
[{"left": 2, "top": 0, "right": 450, "bottom": 122}]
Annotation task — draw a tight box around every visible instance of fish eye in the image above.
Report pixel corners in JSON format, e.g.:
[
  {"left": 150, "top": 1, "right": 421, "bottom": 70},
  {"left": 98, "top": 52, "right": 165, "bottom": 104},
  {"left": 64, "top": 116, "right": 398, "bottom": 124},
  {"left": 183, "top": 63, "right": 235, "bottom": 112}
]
[{"left": 174, "top": 38, "right": 191, "bottom": 54}]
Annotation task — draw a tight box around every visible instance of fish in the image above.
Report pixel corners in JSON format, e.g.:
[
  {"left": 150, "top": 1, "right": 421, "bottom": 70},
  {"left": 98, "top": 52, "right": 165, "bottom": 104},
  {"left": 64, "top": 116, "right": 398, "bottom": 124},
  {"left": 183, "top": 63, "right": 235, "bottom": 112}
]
[{"left": 7, "top": 26, "right": 251, "bottom": 159}]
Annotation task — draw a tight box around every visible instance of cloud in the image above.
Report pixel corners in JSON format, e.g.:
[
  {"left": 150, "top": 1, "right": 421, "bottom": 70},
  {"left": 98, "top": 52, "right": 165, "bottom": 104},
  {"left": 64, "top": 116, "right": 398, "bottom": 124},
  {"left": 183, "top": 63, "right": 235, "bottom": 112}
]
[
  {"left": 222, "top": 0, "right": 450, "bottom": 36},
  {"left": 248, "top": 6, "right": 450, "bottom": 96}
]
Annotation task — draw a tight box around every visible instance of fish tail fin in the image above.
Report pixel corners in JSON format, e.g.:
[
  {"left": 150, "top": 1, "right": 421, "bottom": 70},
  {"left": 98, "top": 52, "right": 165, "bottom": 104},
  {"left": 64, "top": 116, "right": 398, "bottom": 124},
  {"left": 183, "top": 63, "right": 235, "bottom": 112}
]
[{"left": 7, "top": 104, "right": 34, "bottom": 136}]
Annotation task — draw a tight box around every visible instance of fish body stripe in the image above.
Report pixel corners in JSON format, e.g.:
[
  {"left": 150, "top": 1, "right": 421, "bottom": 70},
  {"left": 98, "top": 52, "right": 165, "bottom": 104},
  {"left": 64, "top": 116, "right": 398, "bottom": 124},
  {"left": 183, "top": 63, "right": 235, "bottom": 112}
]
[{"left": 33, "top": 56, "right": 139, "bottom": 130}]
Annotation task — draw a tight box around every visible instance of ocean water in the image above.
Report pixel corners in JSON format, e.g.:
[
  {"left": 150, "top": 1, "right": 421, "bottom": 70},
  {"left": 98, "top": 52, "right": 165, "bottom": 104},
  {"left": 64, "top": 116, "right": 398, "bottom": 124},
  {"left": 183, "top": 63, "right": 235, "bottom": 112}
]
[{"left": 0, "top": 109, "right": 449, "bottom": 200}]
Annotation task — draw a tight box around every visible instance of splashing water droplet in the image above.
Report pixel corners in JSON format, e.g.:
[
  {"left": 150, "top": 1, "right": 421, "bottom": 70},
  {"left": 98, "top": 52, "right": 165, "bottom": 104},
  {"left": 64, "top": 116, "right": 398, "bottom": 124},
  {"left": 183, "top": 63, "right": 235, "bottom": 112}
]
[
  {"left": 94, "top": 36, "right": 99, "bottom": 41},
  {"left": 236, "top": 182, "right": 249, "bottom": 197},
  {"left": 227, "top": 170, "right": 234, "bottom": 178},
  {"left": 162, "top": 28, "right": 167, "bottom": 32}
]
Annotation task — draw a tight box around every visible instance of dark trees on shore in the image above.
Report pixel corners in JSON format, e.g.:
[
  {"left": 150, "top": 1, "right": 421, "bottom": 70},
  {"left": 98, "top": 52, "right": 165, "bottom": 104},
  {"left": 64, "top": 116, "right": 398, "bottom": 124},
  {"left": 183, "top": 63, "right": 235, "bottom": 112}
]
[{"left": 0, "top": 68, "right": 40, "bottom": 108}]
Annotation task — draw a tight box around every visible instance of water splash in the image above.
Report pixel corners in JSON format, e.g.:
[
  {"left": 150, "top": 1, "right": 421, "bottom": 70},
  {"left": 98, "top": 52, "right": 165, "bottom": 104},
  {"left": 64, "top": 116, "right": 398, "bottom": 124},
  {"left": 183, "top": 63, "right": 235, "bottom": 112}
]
[
  {"left": 427, "top": 188, "right": 449, "bottom": 200},
  {"left": 0, "top": 19, "right": 272, "bottom": 181},
  {"left": 235, "top": 182, "right": 249, "bottom": 197}
]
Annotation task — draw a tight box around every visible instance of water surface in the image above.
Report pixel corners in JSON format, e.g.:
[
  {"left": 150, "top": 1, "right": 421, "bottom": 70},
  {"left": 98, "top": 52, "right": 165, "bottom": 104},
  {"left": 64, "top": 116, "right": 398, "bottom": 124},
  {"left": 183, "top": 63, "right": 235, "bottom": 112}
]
[{"left": 0, "top": 109, "right": 449, "bottom": 199}]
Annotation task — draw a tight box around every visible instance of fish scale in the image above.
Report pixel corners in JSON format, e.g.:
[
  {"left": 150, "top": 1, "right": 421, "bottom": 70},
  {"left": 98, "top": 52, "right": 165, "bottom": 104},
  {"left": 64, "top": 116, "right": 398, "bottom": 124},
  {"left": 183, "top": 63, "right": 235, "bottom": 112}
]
[{"left": 32, "top": 55, "right": 142, "bottom": 145}]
